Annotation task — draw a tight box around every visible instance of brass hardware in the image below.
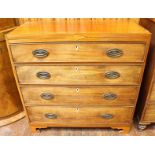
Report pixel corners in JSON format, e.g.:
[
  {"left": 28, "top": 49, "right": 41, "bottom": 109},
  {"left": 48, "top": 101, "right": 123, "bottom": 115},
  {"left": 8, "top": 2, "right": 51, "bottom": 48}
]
[
  {"left": 103, "top": 93, "right": 117, "bottom": 100},
  {"left": 45, "top": 113, "right": 57, "bottom": 119},
  {"left": 40, "top": 93, "right": 54, "bottom": 100},
  {"left": 36, "top": 71, "right": 51, "bottom": 79},
  {"left": 32, "top": 49, "right": 49, "bottom": 58},
  {"left": 105, "top": 71, "right": 120, "bottom": 79},
  {"left": 106, "top": 49, "right": 123, "bottom": 58},
  {"left": 101, "top": 114, "right": 113, "bottom": 119}
]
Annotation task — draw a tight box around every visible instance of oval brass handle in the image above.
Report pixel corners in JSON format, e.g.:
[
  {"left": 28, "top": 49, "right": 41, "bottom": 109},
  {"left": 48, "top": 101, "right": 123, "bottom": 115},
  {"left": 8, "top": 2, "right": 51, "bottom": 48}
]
[
  {"left": 101, "top": 114, "right": 113, "bottom": 119},
  {"left": 32, "top": 49, "right": 49, "bottom": 58},
  {"left": 36, "top": 71, "right": 51, "bottom": 79},
  {"left": 45, "top": 113, "right": 57, "bottom": 119},
  {"left": 40, "top": 93, "right": 54, "bottom": 100},
  {"left": 106, "top": 49, "right": 123, "bottom": 58},
  {"left": 105, "top": 71, "right": 120, "bottom": 79},
  {"left": 103, "top": 93, "right": 117, "bottom": 100}
]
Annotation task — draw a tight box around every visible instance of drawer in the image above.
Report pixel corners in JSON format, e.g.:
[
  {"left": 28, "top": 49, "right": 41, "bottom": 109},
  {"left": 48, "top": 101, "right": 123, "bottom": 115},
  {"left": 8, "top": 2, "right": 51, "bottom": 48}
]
[
  {"left": 27, "top": 106, "right": 134, "bottom": 124},
  {"left": 143, "top": 105, "right": 155, "bottom": 122},
  {"left": 10, "top": 43, "right": 145, "bottom": 63},
  {"left": 16, "top": 65, "right": 142, "bottom": 85},
  {"left": 149, "top": 83, "right": 155, "bottom": 102},
  {"left": 21, "top": 86, "right": 139, "bottom": 106}
]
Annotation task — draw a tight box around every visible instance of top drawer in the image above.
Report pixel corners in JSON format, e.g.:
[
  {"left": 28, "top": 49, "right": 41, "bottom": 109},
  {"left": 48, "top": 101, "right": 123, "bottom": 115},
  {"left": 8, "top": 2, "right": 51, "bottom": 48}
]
[{"left": 10, "top": 43, "right": 145, "bottom": 63}]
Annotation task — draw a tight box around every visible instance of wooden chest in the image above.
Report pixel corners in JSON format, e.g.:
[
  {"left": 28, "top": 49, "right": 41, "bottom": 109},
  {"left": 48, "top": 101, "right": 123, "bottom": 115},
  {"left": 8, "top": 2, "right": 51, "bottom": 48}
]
[
  {"left": 136, "top": 19, "right": 155, "bottom": 130},
  {"left": 5, "top": 20, "right": 150, "bottom": 133},
  {"left": 0, "top": 18, "right": 24, "bottom": 126}
]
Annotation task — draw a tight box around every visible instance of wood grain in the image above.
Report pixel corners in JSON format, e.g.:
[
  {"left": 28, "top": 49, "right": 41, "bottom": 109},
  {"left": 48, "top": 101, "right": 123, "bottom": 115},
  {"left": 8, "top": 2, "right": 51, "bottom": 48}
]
[
  {"left": 142, "top": 104, "right": 155, "bottom": 122},
  {"left": 0, "top": 39, "right": 22, "bottom": 118},
  {"left": 18, "top": 18, "right": 140, "bottom": 25},
  {"left": 0, "top": 18, "right": 16, "bottom": 31},
  {"left": 27, "top": 106, "right": 134, "bottom": 124},
  {"left": 149, "top": 83, "right": 155, "bottom": 102},
  {"left": 0, "top": 18, "right": 25, "bottom": 127},
  {"left": 137, "top": 19, "right": 155, "bottom": 127},
  {"left": 6, "top": 20, "right": 151, "bottom": 132},
  {"left": 10, "top": 43, "right": 145, "bottom": 63},
  {"left": 6, "top": 20, "right": 150, "bottom": 43},
  {"left": 0, "top": 111, "right": 25, "bottom": 127},
  {"left": 16, "top": 65, "right": 143, "bottom": 85},
  {"left": 21, "top": 85, "right": 139, "bottom": 106}
]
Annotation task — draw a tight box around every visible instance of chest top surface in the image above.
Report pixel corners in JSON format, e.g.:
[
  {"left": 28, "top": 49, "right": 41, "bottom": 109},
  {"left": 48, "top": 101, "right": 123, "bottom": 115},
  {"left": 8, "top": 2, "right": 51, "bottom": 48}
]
[{"left": 6, "top": 20, "right": 150, "bottom": 43}]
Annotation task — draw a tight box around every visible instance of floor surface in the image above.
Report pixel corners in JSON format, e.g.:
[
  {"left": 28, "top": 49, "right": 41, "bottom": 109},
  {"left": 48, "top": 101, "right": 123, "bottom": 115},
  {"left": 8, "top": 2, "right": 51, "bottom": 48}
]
[{"left": 0, "top": 118, "right": 155, "bottom": 136}]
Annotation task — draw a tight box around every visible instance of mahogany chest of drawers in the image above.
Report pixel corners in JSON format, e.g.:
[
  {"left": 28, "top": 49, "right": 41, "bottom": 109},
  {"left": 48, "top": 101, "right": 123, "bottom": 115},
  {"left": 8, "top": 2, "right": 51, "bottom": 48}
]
[{"left": 5, "top": 20, "right": 150, "bottom": 133}]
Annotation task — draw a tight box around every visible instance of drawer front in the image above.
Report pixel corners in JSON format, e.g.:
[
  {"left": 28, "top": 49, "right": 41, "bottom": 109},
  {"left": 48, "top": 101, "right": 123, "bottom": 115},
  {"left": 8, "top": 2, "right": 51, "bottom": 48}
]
[
  {"left": 149, "top": 83, "right": 155, "bottom": 102},
  {"left": 143, "top": 105, "right": 155, "bottom": 122},
  {"left": 10, "top": 43, "right": 145, "bottom": 63},
  {"left": 16, "top": 65, "right": 142, "bottom": 85},
  {"left": 21, "top": 86, "right": 139, "bottom": 106},
  {"left": 27, "top": 106, "right": 133, "bottom": 124}
]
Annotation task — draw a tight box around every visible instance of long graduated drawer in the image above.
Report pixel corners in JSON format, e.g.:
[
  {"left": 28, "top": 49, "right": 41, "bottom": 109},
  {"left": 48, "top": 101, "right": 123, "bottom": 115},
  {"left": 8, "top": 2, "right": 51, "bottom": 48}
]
[
  {"left": 10, "top": 43, "right": 145, "bottom": 63},
  {"left": 21, "top": 86, "right": 139, "bottom": 106},
  {"left": 16, "top": 65, "right": 143, "bottom": 85},
  {"left": 27, "top": 106, "right": 134, "bottom": 125}
]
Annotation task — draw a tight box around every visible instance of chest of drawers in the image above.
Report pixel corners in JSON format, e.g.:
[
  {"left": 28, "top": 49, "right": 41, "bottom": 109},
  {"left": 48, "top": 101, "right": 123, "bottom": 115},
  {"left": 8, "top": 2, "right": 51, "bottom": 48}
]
[{"left": 5, "top": 20, "right": 150, "bottom": 133}]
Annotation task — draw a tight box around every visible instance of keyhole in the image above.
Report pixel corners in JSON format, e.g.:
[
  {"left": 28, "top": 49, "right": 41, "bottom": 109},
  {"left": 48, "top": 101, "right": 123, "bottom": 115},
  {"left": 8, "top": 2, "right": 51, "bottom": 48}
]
[
  {"left": 75, "top": 45, "right": 79, "bottom": 51},
  {"left": 76, "top": 88, "right": 79, "bottom": 92},
  {"left": 75, "top": 67, "right": 79, "bottom": 72},
  {"left": 76, "top": 107, "right": 79, "bottom": 112}
]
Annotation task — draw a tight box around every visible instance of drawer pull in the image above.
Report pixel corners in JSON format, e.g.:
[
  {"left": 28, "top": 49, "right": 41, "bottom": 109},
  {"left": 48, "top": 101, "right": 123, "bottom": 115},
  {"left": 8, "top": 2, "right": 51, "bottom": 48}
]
[
  {"left": 36, "top": 72, "right": 51, "bottom": 79},
  {"left": 32, "top": 49, "right": 49, "bottom": 58},
  {"left": 106, "top": 49, "right": 123, "bottom": 58},
  {"left": 103, "top": 93, "right": 117, "bottom": 100},
  {"left": 40, "top": 93, "right": 54, "bottom": 100},
  {"left": 105, "top": 71, "right": 120, "bottom": 79},
  {"left": 101, "top": 114, "right": 113, "bottom": 119},
  {"left": 45, "top": 113, "right": 57, "bottom": 119}
]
